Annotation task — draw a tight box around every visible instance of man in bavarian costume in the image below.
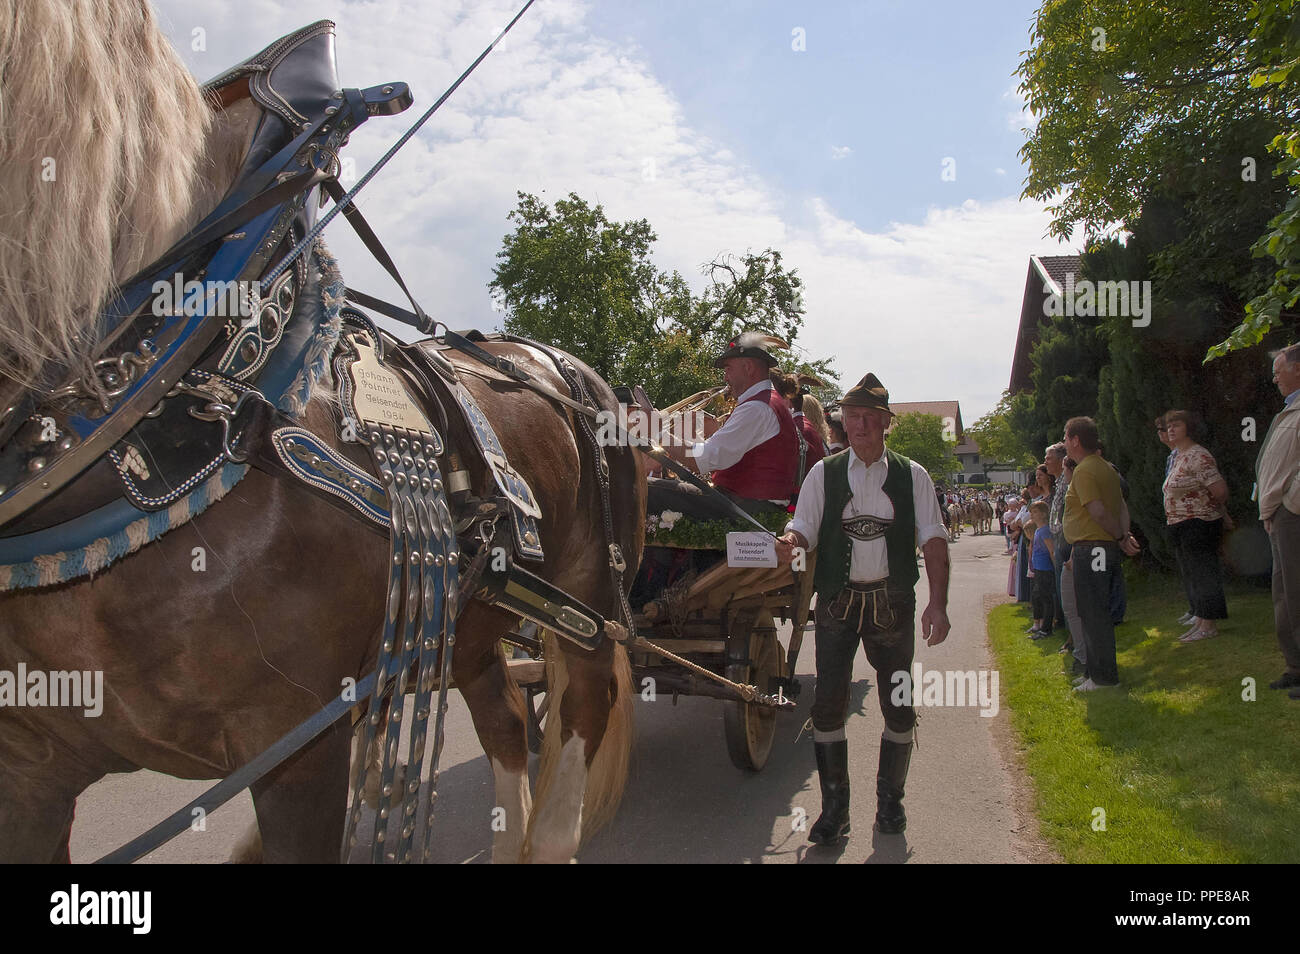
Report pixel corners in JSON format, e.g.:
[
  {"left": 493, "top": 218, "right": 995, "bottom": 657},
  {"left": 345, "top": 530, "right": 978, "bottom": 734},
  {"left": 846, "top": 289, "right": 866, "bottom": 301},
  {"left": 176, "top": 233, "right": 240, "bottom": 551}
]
[
  {"left": 647, "top": 332, "right": 799, "bottom": 520},
  {"left": 776, "top": 372, "right": 950, "bottom": 841}
]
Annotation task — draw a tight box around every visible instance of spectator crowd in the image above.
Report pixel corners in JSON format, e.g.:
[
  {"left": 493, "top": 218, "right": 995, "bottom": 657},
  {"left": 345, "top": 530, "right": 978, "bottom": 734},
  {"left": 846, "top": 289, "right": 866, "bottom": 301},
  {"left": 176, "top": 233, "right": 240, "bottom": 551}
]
[{"left": 986, "top": 343, "right": 1300, "bottom": 698}]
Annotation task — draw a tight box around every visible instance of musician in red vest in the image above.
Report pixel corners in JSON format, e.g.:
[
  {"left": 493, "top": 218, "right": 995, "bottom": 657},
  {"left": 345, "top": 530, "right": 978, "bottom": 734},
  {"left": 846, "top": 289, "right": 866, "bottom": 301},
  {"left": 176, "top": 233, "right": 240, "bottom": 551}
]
[{"left": 647, "top": 333, "right": 799, "bottom": 520}]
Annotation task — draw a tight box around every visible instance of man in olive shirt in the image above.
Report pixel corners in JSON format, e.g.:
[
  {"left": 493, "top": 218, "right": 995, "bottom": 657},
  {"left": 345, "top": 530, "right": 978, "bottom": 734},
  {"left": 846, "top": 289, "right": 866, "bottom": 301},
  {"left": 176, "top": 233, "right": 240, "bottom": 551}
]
[{"left": 1062, "top": 417, "right": 1140, "bottom": 690}]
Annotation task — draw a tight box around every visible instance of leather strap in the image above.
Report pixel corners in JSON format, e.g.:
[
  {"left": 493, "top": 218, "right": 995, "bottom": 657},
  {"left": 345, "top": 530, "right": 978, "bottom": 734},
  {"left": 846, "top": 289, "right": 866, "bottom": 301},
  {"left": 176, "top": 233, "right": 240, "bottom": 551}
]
[
  {"left": 323, "top": 178, "right": 435, "bottom": 334},
  {"left": 237, "top": 396, "right": 388, "bottom": 534}
]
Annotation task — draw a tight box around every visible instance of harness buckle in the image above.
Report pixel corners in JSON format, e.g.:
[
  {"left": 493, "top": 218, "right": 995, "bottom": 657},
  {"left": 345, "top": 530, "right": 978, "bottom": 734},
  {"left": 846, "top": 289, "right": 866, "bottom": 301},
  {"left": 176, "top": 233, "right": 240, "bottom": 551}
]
[
  {"left": 608, "top": 543, "right": 626, "bottom": 573},
  {"left": 186, "top": 389, "right": 261, "bottom": 464}
]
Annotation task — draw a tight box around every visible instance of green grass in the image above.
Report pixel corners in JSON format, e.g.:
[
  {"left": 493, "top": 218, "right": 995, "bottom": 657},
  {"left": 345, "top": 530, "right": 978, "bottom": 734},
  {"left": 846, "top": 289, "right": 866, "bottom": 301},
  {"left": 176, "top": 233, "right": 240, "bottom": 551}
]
[{"left": 988, "top": 570, "right": 1300, "bottom": 863}]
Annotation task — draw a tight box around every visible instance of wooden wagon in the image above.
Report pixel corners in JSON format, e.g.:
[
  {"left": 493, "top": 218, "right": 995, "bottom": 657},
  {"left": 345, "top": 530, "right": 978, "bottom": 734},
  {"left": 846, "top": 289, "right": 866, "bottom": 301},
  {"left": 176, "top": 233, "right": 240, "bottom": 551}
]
[{"left": 510, "top": 540, "right": 816, "bottom": 772}]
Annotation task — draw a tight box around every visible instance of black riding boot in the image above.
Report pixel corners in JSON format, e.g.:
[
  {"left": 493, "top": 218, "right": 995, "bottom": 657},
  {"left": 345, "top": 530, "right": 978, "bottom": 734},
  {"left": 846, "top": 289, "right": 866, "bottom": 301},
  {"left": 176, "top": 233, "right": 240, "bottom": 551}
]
[
  {"left": 875, "top": 736, "right": 913, "bottom": 834},
  {"left": 808, "top": 740, "right": 851, "bottom": 844}
]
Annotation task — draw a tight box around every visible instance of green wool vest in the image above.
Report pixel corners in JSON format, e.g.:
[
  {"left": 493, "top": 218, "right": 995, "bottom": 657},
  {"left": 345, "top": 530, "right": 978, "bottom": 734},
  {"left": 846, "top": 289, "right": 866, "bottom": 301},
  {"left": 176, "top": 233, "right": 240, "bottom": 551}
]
[{"left": 813, "top": 447, "right": 918, "bottom": 601}]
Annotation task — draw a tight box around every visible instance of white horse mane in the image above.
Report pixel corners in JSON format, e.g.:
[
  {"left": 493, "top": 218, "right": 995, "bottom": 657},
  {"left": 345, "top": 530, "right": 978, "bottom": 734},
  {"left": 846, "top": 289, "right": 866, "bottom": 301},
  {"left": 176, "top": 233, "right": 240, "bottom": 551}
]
[{"left": 0, "top": 0, "right": 253, "bottom": 389}]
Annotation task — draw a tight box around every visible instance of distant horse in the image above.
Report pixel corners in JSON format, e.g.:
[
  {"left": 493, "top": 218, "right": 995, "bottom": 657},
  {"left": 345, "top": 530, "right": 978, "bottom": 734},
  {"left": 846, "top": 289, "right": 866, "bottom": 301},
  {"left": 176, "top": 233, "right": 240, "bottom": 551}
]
[
  {"left": 0, "top": 3, "right": 641, "bottom": 863},
  {"left": 971, "top": 499, "right": 994, "bottom": 535},
  {"left": 946, "top": 502, "right": 964, "bottom": 541}
]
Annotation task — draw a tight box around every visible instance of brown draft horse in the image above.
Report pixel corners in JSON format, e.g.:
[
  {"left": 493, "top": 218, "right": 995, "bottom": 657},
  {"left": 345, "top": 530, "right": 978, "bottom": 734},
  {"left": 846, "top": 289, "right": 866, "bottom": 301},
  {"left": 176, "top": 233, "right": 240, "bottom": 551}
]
[{"left": 0, "top": 2, "right": 642, "bottom": 863}]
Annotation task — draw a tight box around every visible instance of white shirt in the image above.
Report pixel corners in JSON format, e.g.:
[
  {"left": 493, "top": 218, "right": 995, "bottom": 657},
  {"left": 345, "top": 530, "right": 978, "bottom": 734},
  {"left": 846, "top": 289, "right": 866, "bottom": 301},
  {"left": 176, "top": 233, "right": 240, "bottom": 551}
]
[
  {"left": 785, "top": 446, "right": 948, "bottom": 583},
  {"left": 691, "top": 380, "right": 780, "bottom": 475}
]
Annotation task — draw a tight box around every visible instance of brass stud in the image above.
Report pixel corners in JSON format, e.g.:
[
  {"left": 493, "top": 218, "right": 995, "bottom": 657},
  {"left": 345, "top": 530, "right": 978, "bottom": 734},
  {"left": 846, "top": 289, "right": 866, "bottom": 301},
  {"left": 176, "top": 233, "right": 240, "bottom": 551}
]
[{"left": 28, "top": 456, "right": 46, "bottom": 472}]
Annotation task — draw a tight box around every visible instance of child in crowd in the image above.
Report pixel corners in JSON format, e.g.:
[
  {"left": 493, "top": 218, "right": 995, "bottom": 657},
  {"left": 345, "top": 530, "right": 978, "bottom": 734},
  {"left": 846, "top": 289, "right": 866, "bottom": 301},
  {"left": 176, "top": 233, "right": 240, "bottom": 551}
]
[
  {"left": 1002, "top": 501, "right": 1019, "bottom": 554},
  {"left": 1028, "top": 501, "right": 1056, "bottom": 639}
]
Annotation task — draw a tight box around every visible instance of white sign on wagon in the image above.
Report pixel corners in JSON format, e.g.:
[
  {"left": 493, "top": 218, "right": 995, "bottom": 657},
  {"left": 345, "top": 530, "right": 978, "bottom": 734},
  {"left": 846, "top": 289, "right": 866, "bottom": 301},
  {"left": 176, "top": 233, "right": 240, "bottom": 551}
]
[{"left": 726, "top": 532, "right": 777, "bottom": 568}]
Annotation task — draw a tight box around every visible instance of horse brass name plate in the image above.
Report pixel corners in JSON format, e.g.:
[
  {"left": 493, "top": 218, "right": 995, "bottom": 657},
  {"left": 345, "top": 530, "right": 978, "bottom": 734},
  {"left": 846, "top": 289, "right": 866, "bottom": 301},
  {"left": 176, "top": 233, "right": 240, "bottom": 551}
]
[{"left": 347, "top": 341, "right": 433, "bottom": 435}]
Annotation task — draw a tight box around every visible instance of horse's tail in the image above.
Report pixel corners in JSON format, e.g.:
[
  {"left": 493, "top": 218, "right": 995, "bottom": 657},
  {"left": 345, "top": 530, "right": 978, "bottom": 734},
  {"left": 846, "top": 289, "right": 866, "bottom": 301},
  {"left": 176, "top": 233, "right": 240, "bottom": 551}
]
[
  {"left": 580, "top": 639, "right": 634, "bottom": 840},
  {"left": 529, "top": 629, "right": 634, "bottom": 852}
]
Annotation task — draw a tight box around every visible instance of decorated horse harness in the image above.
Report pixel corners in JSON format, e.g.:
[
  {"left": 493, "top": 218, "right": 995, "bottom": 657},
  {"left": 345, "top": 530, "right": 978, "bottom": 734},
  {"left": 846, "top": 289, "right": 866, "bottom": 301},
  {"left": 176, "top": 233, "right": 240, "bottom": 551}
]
[{"left": 0, "top": 17, "right": 637, "bottom": 863}]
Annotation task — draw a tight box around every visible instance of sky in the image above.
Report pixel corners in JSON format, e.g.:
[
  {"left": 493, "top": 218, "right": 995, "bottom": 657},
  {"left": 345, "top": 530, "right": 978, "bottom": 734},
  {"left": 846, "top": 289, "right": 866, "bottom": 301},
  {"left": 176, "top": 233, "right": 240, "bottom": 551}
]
[{"left": 154, "top": 0, "right": 1073, "bottom": 424}]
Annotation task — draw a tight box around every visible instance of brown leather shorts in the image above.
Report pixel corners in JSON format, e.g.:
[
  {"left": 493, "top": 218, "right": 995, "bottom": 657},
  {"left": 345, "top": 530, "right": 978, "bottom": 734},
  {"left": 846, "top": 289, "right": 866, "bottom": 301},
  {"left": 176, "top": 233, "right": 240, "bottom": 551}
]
[{"left": 825, "top": 581, "right": 898, "bottom": 636}]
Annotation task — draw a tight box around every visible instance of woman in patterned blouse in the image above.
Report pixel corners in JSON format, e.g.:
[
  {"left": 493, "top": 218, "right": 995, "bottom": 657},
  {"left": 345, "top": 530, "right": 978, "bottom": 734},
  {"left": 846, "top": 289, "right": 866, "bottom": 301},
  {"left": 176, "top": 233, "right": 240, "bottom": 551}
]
[{"left": 1163, "top": 409, "right": 1231, "bottom": 641}]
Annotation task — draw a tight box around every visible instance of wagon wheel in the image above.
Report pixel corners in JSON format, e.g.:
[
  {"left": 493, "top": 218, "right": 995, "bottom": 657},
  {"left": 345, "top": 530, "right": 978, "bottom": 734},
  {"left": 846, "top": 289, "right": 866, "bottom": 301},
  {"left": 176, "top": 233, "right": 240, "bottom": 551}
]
[{"left": 723, "top": 608, "right": 785, "bottom": 772}]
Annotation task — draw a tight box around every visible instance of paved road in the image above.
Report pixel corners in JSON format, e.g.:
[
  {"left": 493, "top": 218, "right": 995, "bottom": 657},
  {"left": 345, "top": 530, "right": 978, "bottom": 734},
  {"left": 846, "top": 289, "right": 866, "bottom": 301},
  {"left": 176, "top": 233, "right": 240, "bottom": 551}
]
[{"left": 70, "top": 528, "right": 1046, "bottom": 863}]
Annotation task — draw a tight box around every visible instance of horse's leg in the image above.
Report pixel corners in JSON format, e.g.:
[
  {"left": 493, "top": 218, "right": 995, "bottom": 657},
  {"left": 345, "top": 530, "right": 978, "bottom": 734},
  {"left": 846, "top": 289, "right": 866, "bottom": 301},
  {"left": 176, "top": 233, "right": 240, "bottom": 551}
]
[
  {"left": 454, "top": 605, "right": 532, "bottom": 864},
  {"left": 0, "top": 721, "right": 102, "bottom": 862},
  {"left": 525, "top": 636, "right": 632, "bottom": 864},
  {"left": 249, "top": 719, "right": 352, "bottom": 863}
]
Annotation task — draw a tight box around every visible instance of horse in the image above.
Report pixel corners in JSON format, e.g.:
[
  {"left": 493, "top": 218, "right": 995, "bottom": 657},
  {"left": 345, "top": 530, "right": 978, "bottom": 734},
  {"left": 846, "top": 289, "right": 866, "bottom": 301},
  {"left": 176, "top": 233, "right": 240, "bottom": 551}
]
[
  {"left": 0, "top": 2, "right": 642, "bottom": 864},
  {"left": 946, "top": 502, "right": 964, "bottom": 541}
]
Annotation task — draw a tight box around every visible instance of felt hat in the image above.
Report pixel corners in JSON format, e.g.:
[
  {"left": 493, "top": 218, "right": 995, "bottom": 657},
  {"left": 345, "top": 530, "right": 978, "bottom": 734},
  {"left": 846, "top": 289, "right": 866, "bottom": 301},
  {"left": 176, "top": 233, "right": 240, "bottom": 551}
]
[
  {"left": 839, "top": 372, "right": 892, "bottom": 415},
  {"left": 712, "top": 331, "right": 789, "bottom": 369}
]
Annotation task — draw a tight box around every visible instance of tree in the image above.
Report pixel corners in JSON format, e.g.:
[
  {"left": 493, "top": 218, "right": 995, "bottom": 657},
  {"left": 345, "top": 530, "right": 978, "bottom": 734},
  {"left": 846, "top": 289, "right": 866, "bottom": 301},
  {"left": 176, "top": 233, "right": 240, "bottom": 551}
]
[
  {"left": 885, "top": 413, "right": 959, "bottom": 477},
  {"left": 488, "top": 192, "right": 663, "bottom": 383},
  {"left": 967, "top": 393, "right": 1038, "bottom": 469},
  {"left": 1017, "top": 0, "right": 1300, "bottom": 358},
  {"left": 490, "top": 193, "right": 838, "bottom": 404}
]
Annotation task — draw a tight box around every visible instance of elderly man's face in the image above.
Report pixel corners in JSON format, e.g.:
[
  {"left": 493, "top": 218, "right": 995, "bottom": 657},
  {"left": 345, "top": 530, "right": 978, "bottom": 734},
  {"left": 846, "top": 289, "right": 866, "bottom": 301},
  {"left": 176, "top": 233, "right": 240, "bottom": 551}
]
[
  {"left": 720, "top": 357, "right": 763, "bottom": 396},
  {"left": 843, "top": 405, "right": 891, "bottom": 450},
  {"left": 1045, "top": 449, "right": 1064, "bottom": 476},
  {"left": 1273, "top": 353, "right": 1300, "bottom": 398}
]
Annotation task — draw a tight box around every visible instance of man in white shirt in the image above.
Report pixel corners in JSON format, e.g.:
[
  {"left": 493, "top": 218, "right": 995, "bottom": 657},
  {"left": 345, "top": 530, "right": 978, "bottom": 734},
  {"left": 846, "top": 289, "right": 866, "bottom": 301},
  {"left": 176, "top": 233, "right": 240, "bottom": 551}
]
[
  {"left": 647, "top": 333, "right": 799, "bottom": 520},
  {"left": 1258, "top": 344, "right": 1300, "bottom": 698},
  {"left": 774, "top": 372, "right": 950, "bottom": 843}
]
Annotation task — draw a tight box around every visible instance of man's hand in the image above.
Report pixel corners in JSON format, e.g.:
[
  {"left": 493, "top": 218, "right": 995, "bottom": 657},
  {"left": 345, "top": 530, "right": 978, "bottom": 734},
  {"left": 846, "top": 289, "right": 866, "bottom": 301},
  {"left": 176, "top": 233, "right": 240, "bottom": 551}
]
[
  {"left": 775, "top": 531, "right": 805, "bottom": 566},
  {"left": 1119, "top": 533, "right": 1141, "bottom": 557},
  {"left": 921, "top": 602, "right": 950, "bottom": 646},
  {"left": 1266, "top": 517, "right": 1274, "bottom": 534}
]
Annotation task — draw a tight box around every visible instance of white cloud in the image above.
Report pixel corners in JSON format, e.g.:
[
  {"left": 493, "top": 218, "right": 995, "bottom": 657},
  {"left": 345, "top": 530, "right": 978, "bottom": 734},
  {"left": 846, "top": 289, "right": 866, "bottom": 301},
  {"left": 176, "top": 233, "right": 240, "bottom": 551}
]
[
  {"left": 1003, "top": 81, "right": 1038, "bottom": 134},
  {"left": 829, "top": 145, "right": 852, "bottom": 160},
  {"left": 154, "top": 0, "right": 1070, "bottom": 422}
]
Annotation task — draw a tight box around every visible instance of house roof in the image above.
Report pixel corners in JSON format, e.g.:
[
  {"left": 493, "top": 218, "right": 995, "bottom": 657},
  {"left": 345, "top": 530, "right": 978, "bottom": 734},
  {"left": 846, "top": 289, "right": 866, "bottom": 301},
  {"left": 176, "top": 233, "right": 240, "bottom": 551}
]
[{"left": 1009, "top": 254, "right": 1082, "bottom": 393}]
